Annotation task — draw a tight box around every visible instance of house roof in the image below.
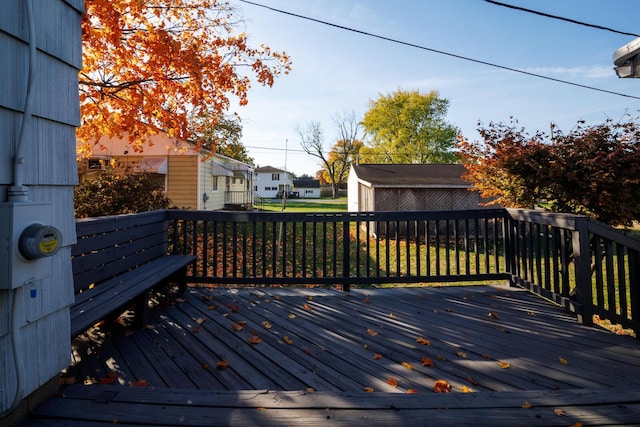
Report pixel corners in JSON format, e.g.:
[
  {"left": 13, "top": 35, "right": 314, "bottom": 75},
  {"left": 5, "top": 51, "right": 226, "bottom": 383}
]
[
  {"left": 293, "top": 179, "right": 320, "bottom": 188},
  {"left": 351, "top": 164, "right": 469, "bottom": 188},
  {"left": 255, "top": 166, "right": 287, "bottom": 174}
]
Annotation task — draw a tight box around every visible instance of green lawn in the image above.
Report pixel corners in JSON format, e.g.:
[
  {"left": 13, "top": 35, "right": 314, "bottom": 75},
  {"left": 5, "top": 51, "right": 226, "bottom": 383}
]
[{"left": 256, "top": 197, "right": 347, "bottom": 212}]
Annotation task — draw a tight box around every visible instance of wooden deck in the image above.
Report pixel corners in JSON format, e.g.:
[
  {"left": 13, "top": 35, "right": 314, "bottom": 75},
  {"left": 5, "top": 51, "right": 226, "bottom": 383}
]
[{"left": 22, "top": 284, "right": 640, "bottom": 426}]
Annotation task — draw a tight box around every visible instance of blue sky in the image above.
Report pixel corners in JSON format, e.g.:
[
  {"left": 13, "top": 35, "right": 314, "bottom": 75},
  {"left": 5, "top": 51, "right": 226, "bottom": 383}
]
[{"left": 230, "top": 0, "right": 640, "bottom": 177}]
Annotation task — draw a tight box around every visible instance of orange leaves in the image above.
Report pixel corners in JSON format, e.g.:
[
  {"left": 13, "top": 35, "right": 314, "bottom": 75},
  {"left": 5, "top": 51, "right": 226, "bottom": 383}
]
[
  {"left": 366, "top": 328, "right": 378, "bottom": 337},
  {"left": 386, "top": 376, "right": 398, "bottom": 388},
  {"left": 283, "top": 336, "right": 294, "bottom": 345},
  {"left": 416, "top": 337, "right": 431, "bottom": 346},
  {"left": 455, "top": 351, "right": 468, "bottom": 359},
  {"left": 261, "top": 321, "right": 272, "bottom": 329},
  {"left": 99, "top": 372, "right": 118, "bottom": 385},
  {"left": 559, "top": 357, "right": 569, "bottom": 365},
  {"left": 248, "top": 336, "right": 262, "bottom": 345},
  {"left": 216, "top": 360, "right": 230, "bottom": 370},
  {"left": 373, "top": 353, "right": 383, "bottom": 360},
  {"left": 302, "top": 303, "right": 313, "bottom": 311},
  {"left": 79, "top": 0, "right": 292, "bottom": 151},
  {"left": 131, "top": 379, "right": 149, "bottom": 387},
  {"left": 434, "top": 379, "right": 451, "bottom": 393},
  {"left": 498, "top": 361, "right": 511, "bottom": 369},
  {"left": 401, "top": 361, "right": 414, "bottom": 370},
  {"left": 363, "top": 386, "right": 375, "bottom": 393},
  {"left": 421, "top": 357, "right": 434, "bottom": 367}
]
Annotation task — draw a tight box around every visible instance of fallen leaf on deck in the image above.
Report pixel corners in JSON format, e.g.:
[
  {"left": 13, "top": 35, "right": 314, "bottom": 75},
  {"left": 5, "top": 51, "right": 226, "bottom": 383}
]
[
  {"left": 416, "top": 337, "right": 431, "bottom": 345},
  {"left": 144, "top": 324, "right": 155, "bottom": 330},
  {"left": 570, "top": 423, "right": 583, "bottom": 427},
  {"left": 554, "top": 408, "right": 565, "bottom": 416},
  {"left": 488, "top": 311, "right": 499, "bottom": 319},
  {"left": 467, "top": 376, "right": 479, "bottom": 386},
  {"left": 367, "top": 328, "right": 378, "bottom": 336},
  {"left": 131, "top": 379, "right": 149, "bottom": 387},
  {"left": 461, "top": 385, "right": 473, "bottom": 393},
  {"left": 434, "top": 379, "right": 451, "bottom": 393},
  {"left": 406, "top": 389, "right": 418, "bottom": 394},
  {"left": 193, "top": 326, "right": 201, "bottom": 333},
  {"left": 261, "top": 321, "right": 272, "bottom": 329},
  {"left": 307, "top": 296, "right": 313, "bottom": 301},
  {"left": 364, "top": 297, "right": 370, "bottom": 304},
  {"left": 521, "top": 401, "right": 532, "bottom": 409},
  {"left": 421, "top": 357, "right": 434, "bottom": 367},
  {"left": 216, "top": 360, "right": 229, "bottom": 370},
  {"left": 283, "top": 336, "right": 294, "bottom": 345},
  {"left": 208, "top": 304, "right": 217, "bottom": 311},
  {"left": 373, "top": 353, "right": 383, "bottom": 360},
  {"left": 232, "top": 305, "right": 239, "bottom": 313},
  {"left": 559, "top": 357, "right": 568, "bottom": 365},
  {"left": 257, "top": 407, "right": 266, "bottom": 411},
  {"left": 248, "top": 336, "right": 262, "bottom": 345},
  {"left": 303, "top": 348, "right": 312, "bottom": 355},
  {"left": 437, "top": 354, "right": 447, "bottom": 361},
  {"left": 445, "top": 307, "right": 453, "bottom": 312},
  {"left": 306, "top": 387, "right": 315, "bottom": 392},
  {"left": 386, "top": 376, "right": 398, "bottom": 387},
  {"left": 288, "top": 313, "right": 296, "bottom": 319},
  {"left": 364, "top": 386, "right": 375, "bottom": 393},
  {"left": 482, "top": 354, "right": 492, "bottom": 360},
  {"left": 274, "top": 295, "right": 281, "bottom": 300},
  {"left": 99, "top": 372, "right": 118, "bottom": 385},
  {"left": 195, "top": 317, "right": 204, "bottom": 325},
  {"left": 455, "top": 351, "right": 468, "bottom": 359},
  {"left": 175, "top": 298, "right": 185, "bottom": 303},
  {"left": 389, "top": 313, "right": 397, "bottom": 319},
  {"left": 303, "top": 303, "right": 312, "bottom": 311},
  {"left": 202, "top": 295, "right": 213, "bottom": 301},
  {"left": 231, "top": 323, "right": 244, "bottom": 332},
  {"left": 498, "top": 361, "right": 511, "bottom": 369},
  {"left": 402, "top": 361, "right": 414, "bottom": 370},
  {"left": 202, "top": 362, "right": 209, "bottom": 370}
]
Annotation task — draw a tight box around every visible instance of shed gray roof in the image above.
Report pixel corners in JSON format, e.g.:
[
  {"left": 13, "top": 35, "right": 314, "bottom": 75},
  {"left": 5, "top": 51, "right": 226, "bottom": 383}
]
[
  {"left": 352, "top": 164, "right": 469, "bottom": 187},
  {"left": 294, "top": 179, "right": 320, "bottom": 188}
]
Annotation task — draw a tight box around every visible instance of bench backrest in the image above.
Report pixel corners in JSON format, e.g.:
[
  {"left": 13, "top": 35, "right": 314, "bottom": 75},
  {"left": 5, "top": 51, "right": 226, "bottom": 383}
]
[{"left": 72, "top": 210, "right": 170, "bottom": 294}]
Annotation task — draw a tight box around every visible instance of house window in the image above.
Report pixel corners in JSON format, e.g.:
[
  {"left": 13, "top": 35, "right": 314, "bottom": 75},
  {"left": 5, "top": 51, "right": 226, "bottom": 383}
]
[
  {"left": 254, "top": 186, "right": 258, "bottom": 192},
  {"left": 305, "top": 189, "right": 313, "bottom": 194},
  {"left": 212, "top": 176, "right": 218, "bottom": 191},
  {"left": 271, "top": 173, "right": 279, "bottom": 181}
]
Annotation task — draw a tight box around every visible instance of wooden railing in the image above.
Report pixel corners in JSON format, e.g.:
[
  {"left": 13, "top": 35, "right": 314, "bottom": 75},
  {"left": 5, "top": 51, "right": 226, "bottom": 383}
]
[{"left": 163, "top": 208, "right": 640, "bottom": 336}]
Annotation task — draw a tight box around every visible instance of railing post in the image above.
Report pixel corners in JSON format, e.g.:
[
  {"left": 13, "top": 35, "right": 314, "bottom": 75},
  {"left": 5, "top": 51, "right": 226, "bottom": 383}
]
[
  {"left": 343, "top": 219, "right": 351, "bottom": 292},
  {"left": 572, "top": 217, "right": 593, "bottom": 326},
  {"left": 629, "top": 248, "right": 640, "bottom": 329}
]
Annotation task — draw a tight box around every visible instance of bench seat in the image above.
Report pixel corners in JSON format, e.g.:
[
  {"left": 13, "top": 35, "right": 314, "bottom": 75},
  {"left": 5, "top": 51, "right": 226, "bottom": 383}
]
[{"left": 70, "top": 254, "right": 195, "bottom": 338}]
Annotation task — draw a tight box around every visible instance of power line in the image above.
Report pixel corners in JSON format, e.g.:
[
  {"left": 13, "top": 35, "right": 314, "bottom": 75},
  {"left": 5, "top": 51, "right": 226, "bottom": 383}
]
[
  {"left": 484, "top": 0, "right": 640, "bottom": 38},
  {"left": 239, "top": 0, "right": 640, "bottom": 101}
]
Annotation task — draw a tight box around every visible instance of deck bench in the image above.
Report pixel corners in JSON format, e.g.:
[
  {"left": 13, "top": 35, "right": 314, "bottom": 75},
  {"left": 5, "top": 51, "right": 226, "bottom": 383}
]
[{"left": 70, "top": 211, "right": 195, "bottom": 338}]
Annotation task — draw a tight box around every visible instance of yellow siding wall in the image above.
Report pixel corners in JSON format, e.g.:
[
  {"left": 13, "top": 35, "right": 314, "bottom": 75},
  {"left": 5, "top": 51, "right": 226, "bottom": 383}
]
[{"left": 167, "top": 156, "right": 199, "bottom": 209}]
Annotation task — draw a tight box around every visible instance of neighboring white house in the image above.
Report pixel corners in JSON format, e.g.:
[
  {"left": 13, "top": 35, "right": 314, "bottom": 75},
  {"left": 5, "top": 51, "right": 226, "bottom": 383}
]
[
  {"left": 293, "top": 178, "right": 321, "bottom": 198},
  {"left": 254, "top": 166, "right": 294, "bottom": 198},
  {"left": 79, "top": 134, "right": 254, "bottom": 210}
]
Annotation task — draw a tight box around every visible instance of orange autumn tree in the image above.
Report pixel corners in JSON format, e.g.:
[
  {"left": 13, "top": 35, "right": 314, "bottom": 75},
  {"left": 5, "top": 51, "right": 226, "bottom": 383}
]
[{"left": 78, "top": 0, "right": 291, "bottom": 155}]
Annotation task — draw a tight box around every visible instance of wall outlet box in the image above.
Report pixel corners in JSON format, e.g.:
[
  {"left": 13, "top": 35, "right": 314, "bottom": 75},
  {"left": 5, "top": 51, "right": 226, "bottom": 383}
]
[{"left": 0, "top": 202, "right": 53, "bottom": 289}]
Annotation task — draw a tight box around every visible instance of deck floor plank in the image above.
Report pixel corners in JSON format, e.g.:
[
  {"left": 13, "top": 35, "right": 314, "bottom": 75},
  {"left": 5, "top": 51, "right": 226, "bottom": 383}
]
[{"left": 25, "top": 284, "right": 640, "bottom": 426}]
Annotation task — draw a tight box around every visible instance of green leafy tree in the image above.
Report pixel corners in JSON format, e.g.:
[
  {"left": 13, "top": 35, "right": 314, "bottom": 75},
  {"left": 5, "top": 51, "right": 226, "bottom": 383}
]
[
  {"left": 74, "top": 171, "right": 171, "bottom": 218},
  {"left": 360, "top": 89, "right": 460, "bottom": 164},
  {"left": 458, "top": 119, "right": 640, "bottom": 227}
]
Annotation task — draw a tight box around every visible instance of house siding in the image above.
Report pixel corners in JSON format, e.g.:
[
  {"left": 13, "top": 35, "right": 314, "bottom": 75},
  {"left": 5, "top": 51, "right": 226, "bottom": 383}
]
[
  {"left": 0, "top": 0, "right": 82, "bottom": 416},
  {"left": 167, "top": 156, "right": 199, "bottom": 209}
]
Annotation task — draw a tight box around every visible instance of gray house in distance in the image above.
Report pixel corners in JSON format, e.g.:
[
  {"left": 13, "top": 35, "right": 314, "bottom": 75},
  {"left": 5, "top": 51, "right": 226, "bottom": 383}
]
[{"left": 347, "top": 164, "right": 479, "bottom": 212}]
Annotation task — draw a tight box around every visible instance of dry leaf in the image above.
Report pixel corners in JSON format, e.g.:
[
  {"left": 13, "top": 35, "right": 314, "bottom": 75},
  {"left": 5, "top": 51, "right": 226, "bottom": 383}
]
[
  {"left": 232, "top": 323, "right": 244, "bottom": 332},
  {"left": 455, "top": 351, "right": 468, "bottom": 359},
  {"left": 421, "top": 357, "right": 434, "bottom": 367},
  {"left": 208, "top": 304, "right": 217, "bottom": 310},
  {"left": 386, "top": 376, "right": 398, "bottom": 387},
  {"left": 364, "top": 386, "right": 374, "bottom": 393},
  {"left": 283, "top": 336, "right": 294, "bottom": 345},
  {"left": 570, "top": 423, "right": 583, "bottom": 427},
  {"left": 389, "top": 313, "right": 397, "bottom": 319},
  {"left": 175, "top": 298, "right": 185, "bottom": 303},
  {"left": 144, "top": 324, "right": 155, "bottom": 330},
  {"left": 367, "top": 328, "right": 378, "bottom": 336},
  {"left": 467, "top": 376, "right": 479, "bottom": 386},
  {"left": 307, "top": 296, "right": 313, "bottom": 301},
  {"left": 202, "top": 295, "right": 213, "bottom": 301},
  {"left": 522, "top": 401, "right": 532, "bottom": 409},
  {"left": 498, "top": 361, "right": 511, "bottom": 369},
  {"left": 202, "top": 362, "right": 209, "bottom": 370},
  {"left": 437, "top": 354, "right": 447, "bottom": 361},
  {"left": 303, "top": 348, "right": 312, "bottom": 355},
  {"left": 288, "top": 313, "right": 296, "bottom": 319},
  {"left": 99, "top": 372, "right": 118, "bottom": 385},
  {"left": 216, "top": 360, "right": 229, "bottom": 370},
  {"left": 559, "top": 357, "right": 568, "bottom": 365},
  {"left": 306, "top": 387, "right": 315, "bottom": 392},
  {"left": 553, "top": 408, "right": 565, "bottom": 416},
  {"left": 406, "top": 389, "right": 418, "bottom": 394},
  {"left": 482, "top": 354, "right": 492, "bottom": 360},
  {"left": 248, "top": 336, "right": 262, "bottom": 345},
  {"left": 303, "top": 303, "right": 312, "bottom": 311},
  {"left": 261, "top": 321, "right": 272, "bottom": 329},
  {"left": 131, "top": 379, "right": 149, "bottom": 387},
  {"left": 402, "top": 361, "right": 414, "bottom": 370},
  {"left": 416, "top": 337, "right": 431, "bottom": 345},
  {"left": 488, "top": 311, "right": 499, "bottom": 319},
  {"left": 434, "top": 379, "right": 451, "bottom": 393},
  {"left": 461, "top": 385, "right": 473, "bottom": 393},
  {"left": 274, "top": 295, "right": 281, "bottom": 300},
  {"left": 445, "top": 307, "right": 452, "bottom": 312},
  {"left": 373, "top": 353, "right": 383, "bottom": 360},
  {"left": 364, "top": 297, "right": 370, "bottom": 304},
  {"left": 193, "top": 326, "right": 201, "bottom": 333}
]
